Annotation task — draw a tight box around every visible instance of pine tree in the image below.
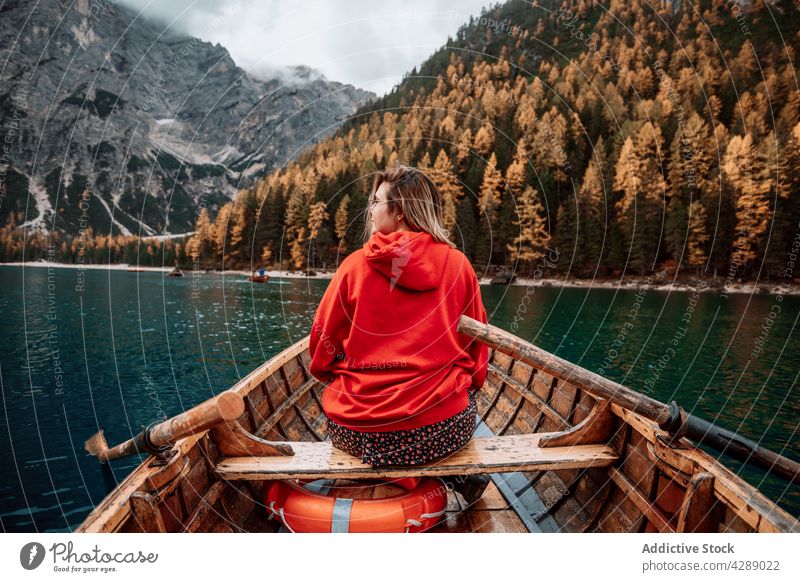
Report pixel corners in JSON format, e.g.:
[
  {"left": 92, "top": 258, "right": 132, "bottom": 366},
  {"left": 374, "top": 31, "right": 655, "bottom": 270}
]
[
  {"left": 213, "top": 204, "right": 232, "bottom": 267},
  {"left": 229, "top": 189, "right": 259, "bottom": 267},
  {"left": 552, "top": 200, "right": 577, "bottom": 274},
  {"left": 284, "top": 168, "right": 317, "bottom": 269},
  {"left": 724, "top": 133, "right": 770, "bottom": 275},
  {"left": 578, "top": 159, "right": 605, "bottom": 272},
  {"left": 430, "top": 149, "right": 462, "bottom": 236},
  {"left": 474, "top": 125, "right": 496, "bottom": 157},
  {"left": 614, "top": 124, "right": 665, "bottom": 274},
  {"left": 763, "top": 128, "right": 800, "bottom": 278},
  {"left": 531, "top": 109, "right": 569, "bottom": 183},
  {"left": 456, "top": 128, "right": 473, "bottom": 172},
  {"left": 614, "top": 137, "right": 640, "bottom": 220},
  {"left": 334, "top": 194, "right": 350, "bottom": 254},
  {"left": 664, "top": 197, "right": 688, "bottom": 268},
  {"left": 307, "top": 201, "right": 329, "bottom": 269},
  {"left": 506, "top": 186, "right": 549, "bottom": 274},
  {"left": 504, "top": 139, "right": 528, "bottom": 195},
  {"left": 189, "top": 207, "right": 214, "bottom": 268},
  {"left": 668, "top": 112, "right": 713, "bottom": 200},
  {"left": 475, "top": 153, "right": 504, "bottom": 266},
  {"left": 686, "top": 200, "right": 709, "bottom": 272},
  {"left": 290, "top": 226, "right": 307, "bottom": 270}
]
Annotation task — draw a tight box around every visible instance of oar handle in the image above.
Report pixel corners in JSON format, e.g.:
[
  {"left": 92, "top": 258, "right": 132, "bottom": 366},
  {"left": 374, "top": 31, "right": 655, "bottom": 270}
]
[
  {"left": 148, "top": 391, "right": 244, "bottom": 448},
  {"left": 88, "top": 391, "right": 245, "bottom": 462},
  {"left": 682, "top": 412, "right": 800, "bottom": 486}
]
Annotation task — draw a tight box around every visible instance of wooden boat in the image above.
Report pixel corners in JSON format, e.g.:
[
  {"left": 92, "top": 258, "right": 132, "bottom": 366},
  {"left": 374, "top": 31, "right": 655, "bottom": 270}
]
[
  {"left": 249, "top": 274, "right": 269, "bottom": 283},
  {"left": 77, "top": 317, "right": 800, "bottom": 533},
  {"left": 168, "top": 268, "right": 184, "bottom": 277}
]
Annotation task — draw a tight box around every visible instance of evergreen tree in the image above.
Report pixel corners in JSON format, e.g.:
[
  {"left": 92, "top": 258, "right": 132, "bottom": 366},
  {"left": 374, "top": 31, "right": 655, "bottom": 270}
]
[
  {"left": 686, "top": 200, "right": 710, "bottom": 272},
  {"left": 506, "top": 186, "right": 549, "bottom": 275},
  {"left": 229, "top": 189, "right": 259, "bottom": 267},
  {"left": 430, "top": 149, "right": 463, "bottom": 237},
  {"left": 578, "top": 159, "right": 605, "bottom": 273},
  {"left": 724, "top": 133, "right": 771, "bottom": 276},
  {"left": 552, "top": 200, "right": 578, "bottom": 274},
  {"left": 189, "top": 207, "right": 214, "bottom": 268},
  {"left": 475, "top": 153, "right": 504, "bottom": 266},
  {"left": 307, "top": 201, "right": 329, "bottom": 269},
  {"left": 334, "top": 194, "right": 351, "bottom": 254}
]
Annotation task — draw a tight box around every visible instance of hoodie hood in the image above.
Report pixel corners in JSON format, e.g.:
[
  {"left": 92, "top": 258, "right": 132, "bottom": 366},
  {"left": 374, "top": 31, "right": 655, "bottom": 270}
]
[{"left": 363, "top": 230, "right": 450, "bottom": 291}]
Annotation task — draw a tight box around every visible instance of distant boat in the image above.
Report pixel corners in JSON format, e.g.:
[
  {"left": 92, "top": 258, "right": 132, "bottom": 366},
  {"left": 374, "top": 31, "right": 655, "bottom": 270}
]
[
  {"left": 249, "top": 274, "right": 269, "bottom": 283},
  {"left": 490, "top": 270, "right": 517, "bottom": 285},
  {"left": 168, "top": 268, "right": 184, "bottom": 278},
  {"left": 127, "top": 267, "right": 145, "bottom": 272},
  {"left": 78, "top": 315, "right": 799, "bottom": 533}
]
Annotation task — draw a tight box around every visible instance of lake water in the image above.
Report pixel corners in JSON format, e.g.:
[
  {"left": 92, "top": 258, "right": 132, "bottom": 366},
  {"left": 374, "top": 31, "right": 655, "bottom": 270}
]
[{"left": 0, "top": 265, "right": 797, "bottom": 531}]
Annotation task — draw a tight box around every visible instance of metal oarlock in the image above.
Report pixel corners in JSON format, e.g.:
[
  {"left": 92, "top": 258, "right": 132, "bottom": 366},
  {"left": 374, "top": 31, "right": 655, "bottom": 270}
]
[
  {"left": 657, "top": 400, "right": 689, "bottom": 446},
  {"left": 140, "top": 422, "right": 178, "bottom": 466}
]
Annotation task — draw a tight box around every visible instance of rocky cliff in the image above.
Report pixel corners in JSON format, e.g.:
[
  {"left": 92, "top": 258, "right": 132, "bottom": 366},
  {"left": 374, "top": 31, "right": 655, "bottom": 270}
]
[{"left": 0, "top": 0, "right": 373, "bottom": 235}]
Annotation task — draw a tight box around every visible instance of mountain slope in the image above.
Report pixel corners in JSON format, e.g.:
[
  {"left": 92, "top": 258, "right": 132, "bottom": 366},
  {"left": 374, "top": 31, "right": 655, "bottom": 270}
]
[
  {"left": 188, "top": 0, "right": 797, "bottom": 279},
  {"left": 4, "top": 0, "right": 799, "bottom": 281},
  {"left": 0, "top": 0, "right": 373, "bottom": 236}
]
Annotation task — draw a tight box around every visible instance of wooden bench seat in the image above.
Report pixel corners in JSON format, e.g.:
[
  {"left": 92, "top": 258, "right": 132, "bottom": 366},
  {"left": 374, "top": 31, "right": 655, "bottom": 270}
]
[{"left": 214, "top": 432, "right": 619, "bottom": 481}]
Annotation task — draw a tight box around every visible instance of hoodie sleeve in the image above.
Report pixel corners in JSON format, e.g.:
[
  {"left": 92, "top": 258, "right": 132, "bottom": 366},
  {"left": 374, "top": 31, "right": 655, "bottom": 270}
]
[
  {"left": 308, "top": 269, "right": 351, "bottom": 384},
  {"left": 464, "top": 268, "right": 489, "bottom": 390}
]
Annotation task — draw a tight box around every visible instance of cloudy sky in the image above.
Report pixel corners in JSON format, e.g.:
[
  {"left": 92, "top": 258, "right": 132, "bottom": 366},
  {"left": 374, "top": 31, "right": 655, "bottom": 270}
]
[{"left": 117, "top": 0, "right": 493, "bottom": 96}]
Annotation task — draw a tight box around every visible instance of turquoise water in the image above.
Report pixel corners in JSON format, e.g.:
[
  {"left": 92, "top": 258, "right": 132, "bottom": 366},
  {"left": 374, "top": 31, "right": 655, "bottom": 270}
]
[{"left": 0, "top": 265, "right": 797, "bottom": 531}]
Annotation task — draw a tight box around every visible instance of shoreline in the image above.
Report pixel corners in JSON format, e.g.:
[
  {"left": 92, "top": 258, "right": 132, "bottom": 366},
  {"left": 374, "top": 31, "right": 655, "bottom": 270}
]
[
  {"left": 495, "top": 276, "right": 800, "bottom": 296},
  {"left": 0, "top": 261, "right": 317, "bottom": 279},
  {"left": 3, "top": 261, "right": 799, "bottom": 295}
]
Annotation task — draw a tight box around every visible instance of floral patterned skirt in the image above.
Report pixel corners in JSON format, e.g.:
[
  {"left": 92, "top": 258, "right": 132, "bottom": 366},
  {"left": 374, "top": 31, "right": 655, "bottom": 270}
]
[{"left": 325, "top": 391, "right": 478, "bottom": 467}]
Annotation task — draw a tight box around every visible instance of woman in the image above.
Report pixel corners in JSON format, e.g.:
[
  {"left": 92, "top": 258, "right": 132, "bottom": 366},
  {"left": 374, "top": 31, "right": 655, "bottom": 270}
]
[{"left": 308, "top": 165, "right": 490, "bottom": 503}]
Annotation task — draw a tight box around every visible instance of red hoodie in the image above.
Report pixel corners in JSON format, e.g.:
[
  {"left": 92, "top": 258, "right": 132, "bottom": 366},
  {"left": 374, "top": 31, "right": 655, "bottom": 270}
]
[{"left": 308, "top": 230, "right": 489, "bottom": 432}]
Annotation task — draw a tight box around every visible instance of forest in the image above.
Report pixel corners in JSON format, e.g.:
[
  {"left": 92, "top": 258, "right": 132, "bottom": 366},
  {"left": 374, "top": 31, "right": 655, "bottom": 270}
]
[{"left": 3, "top": 0, "right": 799, "bottom": 282}]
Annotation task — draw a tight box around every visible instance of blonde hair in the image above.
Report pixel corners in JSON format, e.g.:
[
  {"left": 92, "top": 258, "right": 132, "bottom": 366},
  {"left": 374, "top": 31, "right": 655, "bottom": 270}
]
[{"left": 362, "top": 165, "right": 456, "bottom": 247}]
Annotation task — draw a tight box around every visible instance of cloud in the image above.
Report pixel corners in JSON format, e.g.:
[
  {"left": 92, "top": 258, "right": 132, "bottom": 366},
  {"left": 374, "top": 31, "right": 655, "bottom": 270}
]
[{"left": 117, "top": 0, "right": 491, "bottom": 95}]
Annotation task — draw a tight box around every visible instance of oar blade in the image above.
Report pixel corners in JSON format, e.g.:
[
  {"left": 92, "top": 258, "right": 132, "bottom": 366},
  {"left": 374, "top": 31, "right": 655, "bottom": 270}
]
[{"left": 85, "top": 430, "right": 109, "bottom": 458}]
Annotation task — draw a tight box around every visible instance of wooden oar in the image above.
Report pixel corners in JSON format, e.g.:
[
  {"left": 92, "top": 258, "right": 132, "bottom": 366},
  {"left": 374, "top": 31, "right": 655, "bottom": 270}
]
[
  {"left": 85, "top": 391, "right": 245, "bottom": 463},
  {"left": 458, "top": 315, "right": 800, "bottom": 485}
]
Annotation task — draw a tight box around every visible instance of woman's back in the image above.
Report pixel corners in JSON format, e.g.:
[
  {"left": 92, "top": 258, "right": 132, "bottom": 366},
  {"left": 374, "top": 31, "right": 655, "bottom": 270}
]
[{"left": 308, "top": 229, "right": 488, "bottom": 433}]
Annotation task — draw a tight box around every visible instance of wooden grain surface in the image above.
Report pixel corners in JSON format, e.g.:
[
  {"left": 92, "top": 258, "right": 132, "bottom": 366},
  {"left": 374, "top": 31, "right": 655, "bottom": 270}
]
[{"left": 214, "top": 433, "right": 619, "bottom": 481}]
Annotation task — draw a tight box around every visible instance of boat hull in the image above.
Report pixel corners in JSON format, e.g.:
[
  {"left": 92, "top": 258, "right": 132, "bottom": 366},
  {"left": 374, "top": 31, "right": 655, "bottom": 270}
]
[{"left": 77, "top": 338, "right": 799, "bottom": 533}]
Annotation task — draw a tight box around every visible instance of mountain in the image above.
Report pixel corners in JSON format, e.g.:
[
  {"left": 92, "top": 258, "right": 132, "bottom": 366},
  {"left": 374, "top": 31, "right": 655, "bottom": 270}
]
[
  {"left": 4, "top": 0, "right": 799, "bottom": 281},
  {"left": 0, "top": 0, "right": 373, "bottom": 236},
  {"left": 174, "top": 0, "right": 799, "bottom": 278}
]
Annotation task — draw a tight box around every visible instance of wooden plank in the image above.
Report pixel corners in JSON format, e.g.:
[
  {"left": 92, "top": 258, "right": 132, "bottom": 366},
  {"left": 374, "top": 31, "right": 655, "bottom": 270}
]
[
  {"left": 489, "top": 364, "right": 568, "bottom": 427},
  {"left": 427, "top": 510, "right": 471, "bottom": 533},
  {"left": 183, "top": 481, "right": 226, "bottom": 533},
  {"left": 129, "top": 492, "right": 166, "bottom": 533},
  {"left": 458, "top": 316, "right": 671, "bottom": 423},
  {"left": 677, "top": 472, "right": 719, "bottom": 533},
  {"left": 613, "top": 404, "right": 800, "bottom": 533},
  {"left": 468, "top": 421, "right": 554, "bottom": 533},
  {"left": 215, "top": 433, "right": 618, "bottom": 481},
  {"left": 472, "top": 481, "right": 507, "bottom": 510},
  {"left": 495, "top": 471, "right": 560, "bottom": 533},
  {"left": 609, "top": 467, "right": 675, "bottom": 533},
  {"left": 539, "top": 399, "right": 615, "bottom": 448},
  {"left": 258, "top": 377, "right": 318, "bottom": 437},
  {"left": 467, "top": 509, "right": 529, "bottom": 533}
]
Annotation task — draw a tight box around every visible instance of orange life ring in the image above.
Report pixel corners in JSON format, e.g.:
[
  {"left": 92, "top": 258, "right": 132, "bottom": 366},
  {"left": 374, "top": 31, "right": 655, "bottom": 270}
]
[{"left": 263, "top": 476, "right": 448, "bottom": 533}]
